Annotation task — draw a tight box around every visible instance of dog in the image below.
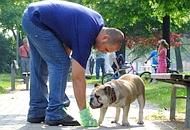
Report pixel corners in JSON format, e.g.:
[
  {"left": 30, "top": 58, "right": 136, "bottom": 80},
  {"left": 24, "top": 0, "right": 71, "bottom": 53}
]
[{"left": 89, "top": 74, "right": 145, "bottom": 126}]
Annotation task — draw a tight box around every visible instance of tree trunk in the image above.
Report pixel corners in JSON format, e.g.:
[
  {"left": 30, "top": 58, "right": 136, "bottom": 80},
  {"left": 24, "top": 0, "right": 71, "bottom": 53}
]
[
  {"left": 11, "top": 29, "right": 17, "bottom": 41},
  {"left": 175, "top": 47, "right": 183, "bottom": 72},
  {"left": 162, "top": 15, "right": 170, "bottom": 68}
]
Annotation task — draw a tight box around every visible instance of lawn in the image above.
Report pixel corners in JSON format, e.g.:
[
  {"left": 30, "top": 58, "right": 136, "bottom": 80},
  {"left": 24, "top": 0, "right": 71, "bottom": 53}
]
[
  {"left": 145, "top": 82, "right": 186, "bottom": 113},
  {"left": 0, "top": 73, "right": 11, "bottom": 93}
]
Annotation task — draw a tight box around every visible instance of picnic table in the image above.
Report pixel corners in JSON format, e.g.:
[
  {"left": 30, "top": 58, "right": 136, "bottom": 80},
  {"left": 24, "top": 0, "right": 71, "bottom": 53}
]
[{"left": 151, "top": 73, "right": 190, "bottom": 128}]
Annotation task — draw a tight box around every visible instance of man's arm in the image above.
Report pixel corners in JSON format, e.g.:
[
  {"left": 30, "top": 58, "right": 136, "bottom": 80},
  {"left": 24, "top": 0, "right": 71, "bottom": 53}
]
[
  {"left": 71, "top": 58, "right": 86, "bottom": 110},
  {"left": 145, "top": 55, "right": 152, "bottom": 63}
]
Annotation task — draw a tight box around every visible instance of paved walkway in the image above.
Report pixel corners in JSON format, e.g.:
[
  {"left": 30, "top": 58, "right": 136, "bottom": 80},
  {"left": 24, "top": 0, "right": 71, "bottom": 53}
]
[{"left": 0, "top": 82, "right": 186, "bottom": 130}]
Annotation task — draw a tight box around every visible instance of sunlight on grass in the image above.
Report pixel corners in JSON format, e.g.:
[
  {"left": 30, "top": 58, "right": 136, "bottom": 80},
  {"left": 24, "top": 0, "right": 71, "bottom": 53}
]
[
  {"left": 0, "top": 73, "right": 11, "bottom": 94},
  {"left": 145, "top": 109, "right": 168, "bottom": 120},
  {"left": 86, "top": 75, "right": 101, "bottom": 84},
  {"left": 145, "top": 81, "right": 186, "bottom": 113}
]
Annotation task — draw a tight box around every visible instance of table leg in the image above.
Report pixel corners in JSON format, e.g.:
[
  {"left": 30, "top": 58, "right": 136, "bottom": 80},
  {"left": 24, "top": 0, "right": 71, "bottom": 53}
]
[
  {"left": 170, "top": 85, "right": 176, "bottom": 120},
  {"left": 185, "top": 86, "right": 190, "bottom": 128}
]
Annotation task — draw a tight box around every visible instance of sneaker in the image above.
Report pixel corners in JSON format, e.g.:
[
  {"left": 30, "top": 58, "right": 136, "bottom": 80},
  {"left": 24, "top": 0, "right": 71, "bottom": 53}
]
[
  {"left": 45, "top": 114, "right": 80, "bottom": 126},
  {"left": 27, "top": 117, "right": 45, "bottom": 123},
  {"left": 80, "top": 107, "right": 98, "bottom": 127}
]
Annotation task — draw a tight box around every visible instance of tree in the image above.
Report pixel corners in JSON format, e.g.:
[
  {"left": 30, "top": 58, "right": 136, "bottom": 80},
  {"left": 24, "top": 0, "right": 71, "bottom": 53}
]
[
  {"left": 82, "top": 0, "right": 190, "bottom": 71},
  {"left": 0, "top": 33, "right": 15, "bottom": 72},
  {"left": 0, "top": 0, "right": 29, "bottom": 40}
]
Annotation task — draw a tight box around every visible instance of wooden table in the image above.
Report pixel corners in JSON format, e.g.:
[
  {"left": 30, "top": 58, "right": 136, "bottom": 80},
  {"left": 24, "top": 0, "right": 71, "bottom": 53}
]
[{"left": 151, "top": 73, "right": 190, "bottom": 128}]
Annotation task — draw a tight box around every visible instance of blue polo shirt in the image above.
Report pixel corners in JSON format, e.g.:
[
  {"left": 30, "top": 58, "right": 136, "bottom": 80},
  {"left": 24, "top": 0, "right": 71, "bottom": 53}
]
[
  {"left": 150, "top": 50, "right": 158, "bottom": 65},
  {"left": 27, "top": 1, "right": 104, "bottom": 68}
]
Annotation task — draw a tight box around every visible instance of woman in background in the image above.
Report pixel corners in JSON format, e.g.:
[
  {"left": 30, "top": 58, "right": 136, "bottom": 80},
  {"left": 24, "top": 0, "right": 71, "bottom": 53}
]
[{"left": 157, "top": 39, "right": 169, "bottom": 73}]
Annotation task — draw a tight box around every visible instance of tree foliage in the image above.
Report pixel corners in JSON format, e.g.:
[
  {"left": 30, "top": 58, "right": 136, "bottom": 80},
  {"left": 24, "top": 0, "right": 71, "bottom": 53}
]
[
  {"left": 0, "top": 0, "right": 190, "bottom": 71},
  {"left": 82, "top": 0, "right": 190, "bottom": 57},
  {"left": 0, "top": 33, "right": 15, "bottom": 72},
  {"left": 0, "top": 0, "right": 29, "bottom": 40}
]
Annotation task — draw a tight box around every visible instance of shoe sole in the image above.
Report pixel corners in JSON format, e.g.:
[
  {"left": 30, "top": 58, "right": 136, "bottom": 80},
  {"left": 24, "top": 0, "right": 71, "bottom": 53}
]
[
  {"left": 45, "top": 120, "right": 80, "bottom": 126},
  {"left": 27, "top": 117, "right": 45, "bottom": 123}
]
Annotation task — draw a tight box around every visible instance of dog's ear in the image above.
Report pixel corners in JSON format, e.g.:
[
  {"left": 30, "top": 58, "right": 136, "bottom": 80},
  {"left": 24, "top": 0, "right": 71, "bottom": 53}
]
[
  {"left": 94, "top": 83, "right": 100, "bottom": 88},
  {"left": 104, "top": 86, "right": 112, "bottom": 95}
]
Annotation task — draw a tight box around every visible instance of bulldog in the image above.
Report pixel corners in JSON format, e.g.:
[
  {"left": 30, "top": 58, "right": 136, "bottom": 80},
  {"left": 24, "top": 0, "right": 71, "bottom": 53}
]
[{"left": 89, "top": 74, "right": 145, "bottom": 126}]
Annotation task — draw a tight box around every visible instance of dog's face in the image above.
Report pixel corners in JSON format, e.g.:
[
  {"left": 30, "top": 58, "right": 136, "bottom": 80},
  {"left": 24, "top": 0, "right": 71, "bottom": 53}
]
[{"left": 89, "top": 83, "right": 115, "bottom": 109}]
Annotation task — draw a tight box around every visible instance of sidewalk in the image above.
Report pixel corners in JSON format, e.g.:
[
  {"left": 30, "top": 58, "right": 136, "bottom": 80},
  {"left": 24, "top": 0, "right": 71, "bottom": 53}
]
[{"left": 0, "top": 82, "right": 185, "bottom": 130}]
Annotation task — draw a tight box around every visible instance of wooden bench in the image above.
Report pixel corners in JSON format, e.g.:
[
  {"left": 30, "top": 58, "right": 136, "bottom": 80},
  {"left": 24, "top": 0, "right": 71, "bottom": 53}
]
[
  {"left": 151, "top": 73, "right": 190, "bottom": 128},
  {"left": 11, "top": 60, "right": 30, "bottom": 90}
]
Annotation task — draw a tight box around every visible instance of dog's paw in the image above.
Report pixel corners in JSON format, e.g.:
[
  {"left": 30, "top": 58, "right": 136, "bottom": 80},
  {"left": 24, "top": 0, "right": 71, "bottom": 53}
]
[
  {"left": 137, "top": 120, "right": 144, "bottom": 125},
  {"left": 122, "top": 122, "right": 130, "bottom": 126}
]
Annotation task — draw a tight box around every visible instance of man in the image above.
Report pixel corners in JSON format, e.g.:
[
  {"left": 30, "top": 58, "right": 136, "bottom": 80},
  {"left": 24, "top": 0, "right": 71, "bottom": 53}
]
[
  {"left": 22, "top": 1, "right": 124, "bottom": 127},
  {"left": 95, "top": 51, "right": 106, "bottom": 79},
  {"left": 105, "top": 52, "right": 119, "bottom": 73},
  {"left": 145, "top": 47, "right": 158, "bottom": 73},
  {"left": 19, "top": 38, "right": 30, "bottom": 74}
]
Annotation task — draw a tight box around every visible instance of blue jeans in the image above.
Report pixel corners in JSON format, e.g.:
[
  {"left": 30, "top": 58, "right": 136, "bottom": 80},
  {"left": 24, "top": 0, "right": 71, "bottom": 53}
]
[
  {"left": 20, "top": 57, "right": 30, "bottom": 73},
  {"left": 22, "top": 10, "right": 71, "bottom": 120},
  {"left": 95, "top": 58, "right": 105, "bottom": 79}
]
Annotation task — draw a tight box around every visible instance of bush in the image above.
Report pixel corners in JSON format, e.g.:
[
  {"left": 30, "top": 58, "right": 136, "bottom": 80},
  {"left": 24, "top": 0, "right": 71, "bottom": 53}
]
[{"left": 0, "top": 33, "right": 15, "bottom": 73}]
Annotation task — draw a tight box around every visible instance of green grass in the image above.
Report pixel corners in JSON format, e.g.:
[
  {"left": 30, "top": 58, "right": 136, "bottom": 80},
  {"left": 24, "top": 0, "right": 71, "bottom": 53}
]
[
  {"left": 86, "top": 75, "right": 102, "bottom": 84},
  {"left": 145, "top": 82, "right": 186, "bottom": 113},
  {"left": 0, "top": 73, "right": 11, "bottom": 94}
]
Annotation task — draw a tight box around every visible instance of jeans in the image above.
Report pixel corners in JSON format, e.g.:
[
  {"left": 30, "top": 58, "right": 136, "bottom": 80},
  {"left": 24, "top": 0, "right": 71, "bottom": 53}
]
[
  {"left": 22, "top": 10, "right": 71, "bottom": 120},
  {"left": 20, "top": 57, "right": 30, "bottom": 73},
  {"left": 95, "top": 58, "right": 105, "bottom": 79}
]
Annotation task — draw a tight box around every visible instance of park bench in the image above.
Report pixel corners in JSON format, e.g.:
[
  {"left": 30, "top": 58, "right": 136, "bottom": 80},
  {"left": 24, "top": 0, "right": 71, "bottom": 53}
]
[
  {"left": 11, "top": 60, "right": 30, "bottom": 90},
  {"left": 151, "top": 73, "right": 190, "bottom": 129}
]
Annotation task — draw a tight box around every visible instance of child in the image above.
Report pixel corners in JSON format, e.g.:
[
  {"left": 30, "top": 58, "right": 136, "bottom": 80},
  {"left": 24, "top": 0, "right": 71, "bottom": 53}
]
[{"left": 157, "top": 39, "right": 169, "bottom": 73}]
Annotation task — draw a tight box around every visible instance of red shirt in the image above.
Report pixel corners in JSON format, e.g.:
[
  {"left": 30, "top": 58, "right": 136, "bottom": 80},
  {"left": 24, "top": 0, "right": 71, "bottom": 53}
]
[{"left": 19, "top": 45, "right": 29, "bottom": 58}]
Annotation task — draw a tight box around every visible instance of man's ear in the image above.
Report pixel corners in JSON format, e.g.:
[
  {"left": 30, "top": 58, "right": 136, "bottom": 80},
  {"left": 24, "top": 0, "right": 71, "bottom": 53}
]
[
  {"left": 94, "top": 83, "right": 100, "bottom": 88},
  {"left": 101, "top": 34, "right": 109, "bottom": 42}
]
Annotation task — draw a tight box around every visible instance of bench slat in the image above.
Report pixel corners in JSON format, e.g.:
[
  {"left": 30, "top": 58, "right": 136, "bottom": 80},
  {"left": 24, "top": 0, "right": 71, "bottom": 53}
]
[{"left": 151, "top": 73, "right": 183, "bottom": 80}]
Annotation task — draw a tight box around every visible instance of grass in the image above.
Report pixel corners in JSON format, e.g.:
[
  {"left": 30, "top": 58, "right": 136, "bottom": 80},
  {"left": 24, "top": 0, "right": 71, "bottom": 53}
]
[
  {"left": 86, "top": 75, "right": 102, "bottom": 84},
  {"left": 0, "top": 73, "right": 11, "bottom": 94},
  {"left": 145, "top": 82, "right": 186, "bottom": 113}
]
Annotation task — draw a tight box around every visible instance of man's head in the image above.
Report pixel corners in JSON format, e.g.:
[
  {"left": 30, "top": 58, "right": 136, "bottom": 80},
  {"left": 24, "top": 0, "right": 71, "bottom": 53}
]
[
  {"left": 95, "top": 27, "right": 124, "bottom": 53},
  {"left": 22, "top": 38, "right": 29, "bottom": 47}
]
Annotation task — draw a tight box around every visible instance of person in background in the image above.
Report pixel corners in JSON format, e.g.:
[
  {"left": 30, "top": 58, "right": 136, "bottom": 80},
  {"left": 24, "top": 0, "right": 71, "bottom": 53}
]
[
  {"left": 145, "top": 46, "right": 158, "bottom": 73},
  {"left": 88, "top": 53, "right": 95, "bottom": 75},
  {"left": 116, "top": 54, "right": 125, "bottom": 70},
  {"left": 21, "top": 0, "right": 124, "bottom": 127},
  {"left": 95, "top": 51, "right": 106, "bottom": 79},
  {"left": 19, "top": 37, "right": 30, "bottom": 74},
  {"left": 104, "top": 52, "right": 119, "bottom": 73},
  {"left": 157, "top": 39, "right": 169, "bottom": 73}
]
